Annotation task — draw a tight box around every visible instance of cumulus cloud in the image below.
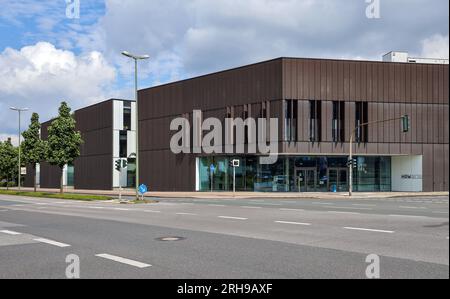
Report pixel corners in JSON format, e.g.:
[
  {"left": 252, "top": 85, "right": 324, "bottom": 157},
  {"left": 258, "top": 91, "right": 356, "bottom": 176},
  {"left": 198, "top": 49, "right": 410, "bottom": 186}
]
[
  {"left": 0, "top": 42, "right": 116, "bottom": 136},
  {"left": 420, "top": 34, "right": 449, "bottom": 59}
]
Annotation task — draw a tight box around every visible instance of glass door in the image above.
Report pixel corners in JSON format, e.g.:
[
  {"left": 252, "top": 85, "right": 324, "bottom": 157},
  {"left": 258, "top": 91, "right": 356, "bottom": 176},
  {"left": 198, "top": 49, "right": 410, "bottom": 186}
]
[
  {"left": 328, "top": 168, "right": 348, "bottom": 192},
  {"left": 295, "top": 168, "right": 317, "bottom": 192}
]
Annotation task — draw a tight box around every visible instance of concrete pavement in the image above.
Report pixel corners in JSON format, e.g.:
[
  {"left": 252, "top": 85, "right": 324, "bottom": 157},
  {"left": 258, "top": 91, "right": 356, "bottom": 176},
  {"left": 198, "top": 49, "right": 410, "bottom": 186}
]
[{"left": 0, "top": 194, "right": 448, "bottom": 279}]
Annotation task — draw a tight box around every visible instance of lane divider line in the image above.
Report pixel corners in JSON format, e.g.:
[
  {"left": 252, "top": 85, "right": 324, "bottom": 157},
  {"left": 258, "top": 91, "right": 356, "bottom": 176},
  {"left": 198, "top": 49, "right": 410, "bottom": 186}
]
[
  {"left": 0, "top": 230, "right": 22, "bottom": 235},
  {"left": 275, "top": 221, "right": 311, "bottom": 226},
  {"left": 218, "top": 216, "right": 248, "bottom": 220},
  {"left": 95, "top": 254, "right": 151, "bottom": 268},
  {"left": 176, "top": 212, "right": 198, "bottom": 216},
  {"left": 343, "top": 227, "right": 395, "bottom": 234},
  {"left": 33, "top": 238, "right": 71, "bottom": 247}
]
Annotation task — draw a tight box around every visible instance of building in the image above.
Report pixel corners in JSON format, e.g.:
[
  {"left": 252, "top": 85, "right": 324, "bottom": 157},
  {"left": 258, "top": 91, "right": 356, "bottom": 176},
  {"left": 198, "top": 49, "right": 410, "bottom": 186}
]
[
  {"left": 32, "top": 55, "right": 449, "bottom": 193},
  {"left": 24, "top": 99, "right": 137, "bottom": 190},
  {"left": 138, "top": 56, "right": 448, "bottom": 192}
]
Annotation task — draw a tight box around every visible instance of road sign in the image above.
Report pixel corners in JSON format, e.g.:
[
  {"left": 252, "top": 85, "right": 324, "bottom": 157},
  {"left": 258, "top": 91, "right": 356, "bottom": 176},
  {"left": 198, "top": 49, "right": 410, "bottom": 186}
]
[
  {"left": 231, "top": 159, "right": 240, "bottom": 168},
  {"left": 20, "top": 167, "right": 27, "bottom": 175},
  {"left": 139, "top": 184, "right": 148, "bottom": 195}
]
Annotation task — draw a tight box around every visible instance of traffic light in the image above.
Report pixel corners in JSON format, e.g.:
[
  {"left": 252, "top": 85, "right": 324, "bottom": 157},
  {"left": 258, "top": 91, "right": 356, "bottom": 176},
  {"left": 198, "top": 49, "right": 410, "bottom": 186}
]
[
  {"left": 115, "top": 159, "right": 122, "bottom": 172},
  {"left": 347, "top": 158, "right": 357, "bottom": 168},
  {"left": 401, "top": 115, "right": 410, "bottom": 133},
  {"left": 122, "top": 160, "right": 128, "bottom": 169}
]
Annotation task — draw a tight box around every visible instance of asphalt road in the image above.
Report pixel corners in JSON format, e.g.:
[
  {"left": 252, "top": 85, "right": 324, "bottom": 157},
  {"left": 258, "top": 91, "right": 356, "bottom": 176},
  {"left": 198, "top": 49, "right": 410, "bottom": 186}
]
[{"left": 0, "top": 194, "right": 448, "bottom": 279}]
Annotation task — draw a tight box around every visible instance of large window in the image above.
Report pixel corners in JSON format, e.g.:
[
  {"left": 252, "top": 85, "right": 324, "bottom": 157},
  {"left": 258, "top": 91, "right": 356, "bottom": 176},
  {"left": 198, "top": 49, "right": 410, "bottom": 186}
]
[
  {"left": 309, "top": 100, "right": 322, "bottom": 142},
  {"left": 355, "top": 102, "right": 368, "bottom": 143},
  {"left": 284, "top": 100, "right": 298, "bottom": 142},
  {"left": 119, "top": 131, "right": 127, "bottom": 158},
  {"left": 332, "top": 101, "right": 345, "bottom": 143},
  {"left": 123, "top": 101, "right": 132, "bottom": 131}
]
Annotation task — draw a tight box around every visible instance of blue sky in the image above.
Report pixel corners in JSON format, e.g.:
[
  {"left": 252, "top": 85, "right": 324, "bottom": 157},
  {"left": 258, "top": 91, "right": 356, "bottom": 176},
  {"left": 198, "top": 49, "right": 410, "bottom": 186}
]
[{"left": 0, "top": 0, "right": 448, "bottom": 144}]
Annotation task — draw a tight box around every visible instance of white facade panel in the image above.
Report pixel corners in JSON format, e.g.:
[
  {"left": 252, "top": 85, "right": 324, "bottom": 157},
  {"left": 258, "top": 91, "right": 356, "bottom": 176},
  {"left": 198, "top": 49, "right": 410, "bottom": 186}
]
[
  {"left": 392, "top": 156, "right": 423, "bottom": 192},
  {"left": 113, "top": 130, "right": 120, "bottom": 158},
  {"left": 113, "top": 100, "right": 124, "bottom": 131},
  {"left": 127, "top": 131, "right": 136, "bottom": 157},
  {"left": 131, "top": 101, "right": 137, "bottom": 131}
]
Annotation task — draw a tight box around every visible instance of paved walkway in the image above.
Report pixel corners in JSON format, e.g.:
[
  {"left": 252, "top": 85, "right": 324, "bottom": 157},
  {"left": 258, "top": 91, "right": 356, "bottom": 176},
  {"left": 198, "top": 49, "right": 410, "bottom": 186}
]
[{"left": 2, "top": 187, "right": 448, "bottom": 200}]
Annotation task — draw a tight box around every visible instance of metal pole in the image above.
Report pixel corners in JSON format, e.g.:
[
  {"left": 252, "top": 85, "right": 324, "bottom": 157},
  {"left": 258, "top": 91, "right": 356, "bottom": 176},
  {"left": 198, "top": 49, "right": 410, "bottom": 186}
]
[
  {"left": 210, "top": 169, "right": 213, "bottom": 193},
  {"left": 233, "top": 166, "right": 236, "bottom": 197},
  {"left": 349, "top": 132, "right": 353, "bottom": 197},
  {"left": 134, "top": 58, "right": 139, "bottom": 200},
  {"left": 18, "top": 110, "right": 21, "bottom": 191}
]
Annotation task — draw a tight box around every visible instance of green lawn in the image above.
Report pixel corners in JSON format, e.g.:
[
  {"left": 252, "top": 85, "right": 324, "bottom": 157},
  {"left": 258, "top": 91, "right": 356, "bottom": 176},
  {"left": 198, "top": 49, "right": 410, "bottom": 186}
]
[{"left": 0, "top": 190, "right": 112, "bottom": 201}]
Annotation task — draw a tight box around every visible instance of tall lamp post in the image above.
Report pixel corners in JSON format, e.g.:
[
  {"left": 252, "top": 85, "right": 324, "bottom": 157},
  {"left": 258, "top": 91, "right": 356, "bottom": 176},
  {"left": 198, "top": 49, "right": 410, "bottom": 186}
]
[
  {"left": 121, "top": 51, "right": 150, "bottom": 200},
  {"left": 9, "top": 107, "right": 29, "bottom": 191}
]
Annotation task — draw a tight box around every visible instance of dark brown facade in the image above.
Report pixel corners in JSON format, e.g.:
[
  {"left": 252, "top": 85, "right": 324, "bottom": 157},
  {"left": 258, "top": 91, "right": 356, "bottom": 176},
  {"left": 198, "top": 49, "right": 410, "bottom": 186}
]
[
  {"left": 74, "top": 100, "right": 114, "bottom": 190},
  {"left": 138, "top": 57, "right": 449, "bottom": 192},
  {"left": 39, "top": 120, "right": 62, "bottom": 189}
]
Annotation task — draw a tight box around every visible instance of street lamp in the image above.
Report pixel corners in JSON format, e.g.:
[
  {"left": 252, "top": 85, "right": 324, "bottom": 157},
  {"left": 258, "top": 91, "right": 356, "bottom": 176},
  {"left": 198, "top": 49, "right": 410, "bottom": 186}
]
[
  {"left": 9, "top": 107, "right": 29, "bottom": 191},
  {"left": 121, "top": 51, "right": 149, "bottom": 200}
]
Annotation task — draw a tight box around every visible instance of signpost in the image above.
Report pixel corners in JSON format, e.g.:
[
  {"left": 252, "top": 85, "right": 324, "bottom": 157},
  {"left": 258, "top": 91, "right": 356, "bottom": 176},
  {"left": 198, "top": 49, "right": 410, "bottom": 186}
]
[
  {"left": 115, "top": 159, "right": 128, "bottom": 201},
  {"left": 230, "top": 159, "right": 240, "bottom": 197},
  {"left": 139, "top": 184, "right": 148, "bottom": 201}
]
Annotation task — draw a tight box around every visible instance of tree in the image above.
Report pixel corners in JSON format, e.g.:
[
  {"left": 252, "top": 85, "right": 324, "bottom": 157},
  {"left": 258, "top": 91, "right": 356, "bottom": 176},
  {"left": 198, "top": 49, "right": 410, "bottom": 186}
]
[
  {"left": 22, "top": 113, "right": 46, "bottom": 192},
  {"left": 0, "top": 139, "right": 18, "bottom": 190},
  {"left": 46, "top": 102, "right": 83, "bottom": 194}
]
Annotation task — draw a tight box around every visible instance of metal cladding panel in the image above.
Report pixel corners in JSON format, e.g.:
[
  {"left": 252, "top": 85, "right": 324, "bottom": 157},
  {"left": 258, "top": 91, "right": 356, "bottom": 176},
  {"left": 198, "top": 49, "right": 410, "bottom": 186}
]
[
  {"left": 23, "top": 165, "right": 36, "bottom": 188},
  {"left": 39, "top": 120, "right": 62, "bottom": 189},
  {"left": 74, "top": 100, "right": 113, "bottom": 190}
]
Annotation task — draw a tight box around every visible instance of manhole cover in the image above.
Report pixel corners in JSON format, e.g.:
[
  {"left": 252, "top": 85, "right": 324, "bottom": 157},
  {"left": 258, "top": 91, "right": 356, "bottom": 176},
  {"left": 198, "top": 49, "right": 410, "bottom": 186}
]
[{"left": 156, "top": 237, "right": 185, "bottom": 242}]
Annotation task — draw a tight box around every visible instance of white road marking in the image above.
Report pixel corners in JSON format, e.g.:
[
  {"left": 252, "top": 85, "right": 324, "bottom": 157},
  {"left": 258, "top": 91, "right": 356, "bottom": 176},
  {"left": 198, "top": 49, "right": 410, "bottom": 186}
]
[
  {"left": 176, "top": 212, "right": 197, "bottom": 216},
  {"left": 241, "top": 206, "right": 262, "bottom": 209},
  {"left": 114, "top": 208, "right": 130, "bottom": 211},
  {"left": 432, "top": 211, "right": 449, "bottom": 214},
  {"left": 280, "top": 208, "right": 305, "bottom": 212},
  {"left": 312, "top": 202, "right": 334, "bottom": 205},
  {"left": 275, "top": 221, "right": 311, "bottom": 226},
  {"left": 329, "top": 211, "right": 360, "bottom": 215},
  {"left": 208, "top": 204, "right": 226, "bottom": 207},
  {"left": 352, "top": 204, "right": 376, "bottom": 207},
  {"left": 258, "top": 203, "right": 282, "bottom": 206},
  {"left": 0, "top": 230, "right": 22, "bottom": 235},
  {"left": 33, "top": 238, "right": 71, "bottom": 248},
  {"left": 35, "top": 203, "right": 48, "bottom": 206},
  {"left": 399, "top": 206, "right": 427, "bottom": 210},
  {"left": 95, "top": 254, "right": 151, "bottom": 268},
  {"left": 143, "top": 210, "right": 161, "bottom": 213},
  {"left": 89, "top": 206, "right": 106, "bottom": 210},
  {"left": 329, "top": 206, "right": 372, "bottom": 211},
  {"left": 218, "top": 216, "right": 248, "bottom": 220},
  {"left": 389, "top": 214, "right": 429, "bottom": 219},
  {"left": 343, "top": 227, "right": 395, "bottom": 234},
  {"left": 12, "top": 204, "right": 25, "bottom": 207}
]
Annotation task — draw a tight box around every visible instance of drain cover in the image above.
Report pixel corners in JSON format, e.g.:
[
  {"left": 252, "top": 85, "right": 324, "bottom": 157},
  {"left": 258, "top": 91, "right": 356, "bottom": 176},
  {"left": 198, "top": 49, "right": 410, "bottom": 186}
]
[{"left": 156, "top": 237, "right": 185, "bottom": 242}]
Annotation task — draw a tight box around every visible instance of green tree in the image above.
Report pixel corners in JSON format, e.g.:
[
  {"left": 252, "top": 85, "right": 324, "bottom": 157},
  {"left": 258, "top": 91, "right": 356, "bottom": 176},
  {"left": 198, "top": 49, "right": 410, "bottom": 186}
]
[
  {"left": 22, "top": 113, "right": 46, "bottom": 192},
  {"left": 0, "top": 138, "right": 18, "bottom": 190},
  {"left": 46, "top": 102, "right": 83, "bottom": 194}
]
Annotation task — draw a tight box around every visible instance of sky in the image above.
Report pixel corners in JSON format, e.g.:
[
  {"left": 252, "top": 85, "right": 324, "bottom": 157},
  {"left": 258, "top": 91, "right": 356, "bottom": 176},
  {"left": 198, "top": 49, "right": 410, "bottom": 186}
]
[{"left": 0, "top": 0, "right": 448, "bottom": 145}]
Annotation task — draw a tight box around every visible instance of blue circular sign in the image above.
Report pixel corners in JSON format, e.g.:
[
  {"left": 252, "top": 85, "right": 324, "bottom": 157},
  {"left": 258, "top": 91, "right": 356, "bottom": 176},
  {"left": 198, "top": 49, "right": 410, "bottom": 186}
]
[{"left": 139, "top": 184, "right": 148, "bottom": 194}]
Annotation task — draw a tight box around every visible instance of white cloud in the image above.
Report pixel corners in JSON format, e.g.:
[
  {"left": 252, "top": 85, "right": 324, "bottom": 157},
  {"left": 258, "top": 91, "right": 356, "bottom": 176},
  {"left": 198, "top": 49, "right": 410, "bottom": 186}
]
[
  {"left": 0, "top": 134, "right": 19, "bottom": 147},
  {"left": 0, "top": 41, "right": 117, "bottom": 136},
  {"left": 420, "top": 34, "right": 449, "bottom": 59}
]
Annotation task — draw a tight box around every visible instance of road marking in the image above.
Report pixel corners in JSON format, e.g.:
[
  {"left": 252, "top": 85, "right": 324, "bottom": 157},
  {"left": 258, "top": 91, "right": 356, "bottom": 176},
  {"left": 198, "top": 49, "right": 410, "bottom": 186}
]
[
  {"left": 218, "top": 216, "right": 248, "bottom": 220},
  {"left": 34, "top": 238, "right": 71, "bottom": 248},
  {"left": 312, "top": 202, "right": 334, "bottom": 205},
  {"left": 352, "top": 204, "right": 376, "bottom": 207},
  {"left": 95, "top": 254, "right": 151, "bottom": 268},
  {"left": 432, "top": 211, "right": 449, "bottom": 214},
  {"left": 176, "top": 212, "right": 197, "bottom": 216},
  {"left": 208, "top": 204, "right": 226, "bottom": 207},
  {"left": 343, "top": 227, "right": 395, "bottom": 234},
  {"left": 0, "top": 230, "right": 22, "bottom": 235},
  {"left": 329, "top": 211, "right": 360, "bottom": 215},
  {"left": 241, "top": 206, "right": 262, "bottom": 209},
  {"left": 329, "top": 207, "right": 372, "bottom": 211},
  {"left": 280, "top": 208, "right": 305, "bottom": 212},
  {"left": 389, "top": 214, "right": 429, "bottom": 219},
  {"left": 12, "top": 204, "right": 25, "bottom": 207},
  {"left": 258, "top": 203, "right": 282, "bottom": 206},
  {"left": 89, "top": 206, "right": 106, "bottom": 210},
  {"left": 275, "top": 221, "right": 311, "bottom": 226},
  {"left": 143, "top": 210, "right": 161, "bottom": 213},
  {"left": 399, "top": 206, "right": 427, "bottom": 210},
  {"left": 35, "top": 203, "right": 48, "bottom": 206},
  {"left": 114, "top": 208, "right": 130, "bottom": 211}
]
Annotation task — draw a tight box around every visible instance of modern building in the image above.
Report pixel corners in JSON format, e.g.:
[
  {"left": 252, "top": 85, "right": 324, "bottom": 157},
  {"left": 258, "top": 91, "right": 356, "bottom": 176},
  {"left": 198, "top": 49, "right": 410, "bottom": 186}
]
[
  {"left": 138, "top": 55, "right": 448, "bottom": 193},
  {"left": 32, "top": 54, "right": 448, "bottom": 193},
  {"left": 24, "top": 99, "right": 137, "bottom": 190}
]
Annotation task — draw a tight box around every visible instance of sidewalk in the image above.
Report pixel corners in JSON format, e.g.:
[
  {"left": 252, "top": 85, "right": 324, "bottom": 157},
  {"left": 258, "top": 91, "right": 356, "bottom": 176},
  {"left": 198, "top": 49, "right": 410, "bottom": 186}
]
[{"left": 2, "top": 187, "right": 448, "bottom": 200}]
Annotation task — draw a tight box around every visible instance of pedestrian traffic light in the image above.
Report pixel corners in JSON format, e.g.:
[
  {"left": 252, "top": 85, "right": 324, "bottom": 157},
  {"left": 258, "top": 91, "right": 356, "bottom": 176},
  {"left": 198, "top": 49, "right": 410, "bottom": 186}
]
[
  {"left": 115, "top": 159, "right": 122, "bottom": 172},
  {"left": 401, "top": 115, "right": 410, "bottom": 133},
  {"left": 347, "top": 158, "right": 357, "bottom": 168},
  {"left": 122, "top": 160, "right": 128, "bottom": 169}
]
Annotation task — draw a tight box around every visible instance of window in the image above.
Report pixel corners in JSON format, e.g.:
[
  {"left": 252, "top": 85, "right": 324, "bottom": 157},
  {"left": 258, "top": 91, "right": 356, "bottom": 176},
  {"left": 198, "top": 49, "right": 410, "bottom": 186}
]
[
  {"left": 309, "top": 100, "right": 322, "bottom": 142},
  {"left": 355, "top": 102, "right": 369, "bottom": 143},
  {"left": 332, "top": 101, "right": 345, "bottom": 143},
  {"left": 119, "top": 130, "right": 128, "bottom": 158},
  {"left": 123, "top": 101, "right": 132, "bottom": 130},
  {"left": 284, "top": 100, "right": 298, "bottom": 142}
]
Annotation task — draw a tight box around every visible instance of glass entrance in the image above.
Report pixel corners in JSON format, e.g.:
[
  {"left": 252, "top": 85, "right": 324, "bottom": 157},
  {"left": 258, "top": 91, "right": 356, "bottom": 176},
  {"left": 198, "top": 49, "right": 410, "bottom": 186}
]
[
  {"left": 295, "top": 168, "right": 317, "bottom": 192},
  {"left": 328, "top": 168, "right": 348, "bottom": 192}
]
